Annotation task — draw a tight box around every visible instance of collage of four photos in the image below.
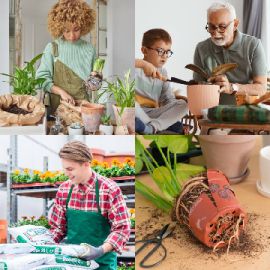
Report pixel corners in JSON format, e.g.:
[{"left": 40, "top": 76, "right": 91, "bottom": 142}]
[{"left": 0, "top": 0, "right": 270, "bottom": 269}]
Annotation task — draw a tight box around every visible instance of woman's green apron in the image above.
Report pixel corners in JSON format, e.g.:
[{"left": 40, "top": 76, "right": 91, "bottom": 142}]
[
  {"left": 45, "top": 41, "right": 88, "bottom": 113},
  {"left": 65, "top": 178, "right": 117, "bottom": 270}
]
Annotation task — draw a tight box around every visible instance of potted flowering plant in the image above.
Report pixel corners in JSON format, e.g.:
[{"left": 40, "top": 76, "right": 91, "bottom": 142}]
[{"left": 11, "top": 168, "right": 68, "bottom": 187}]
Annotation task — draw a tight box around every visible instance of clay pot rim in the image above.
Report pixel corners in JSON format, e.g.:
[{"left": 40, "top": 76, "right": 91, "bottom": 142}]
[{"left": 199, "top": 135, "right": 256, "bottom": 144}]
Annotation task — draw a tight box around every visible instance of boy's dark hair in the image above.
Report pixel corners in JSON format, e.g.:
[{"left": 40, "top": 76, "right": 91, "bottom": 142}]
[{"left": 142, "top": 28, "right": 172, "bottom": 47}]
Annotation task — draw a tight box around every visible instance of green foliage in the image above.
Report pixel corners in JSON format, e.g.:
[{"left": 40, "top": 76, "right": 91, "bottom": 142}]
[
  {"left": 93, "top": 58, "right": 105, "bottom": 73},
  {"left": 11, "top": 216, "right": 50, "bottom": 229},
  {"left": 101, "top": 114, "right": 111, "bottom": 125},
  {"left": 98, "top": 70, "right": 135, "bottom": 116},
  {"left": 0, "top": 54, "right": 45, "bottom": 95},
  {"left": 11, "top": 169, "right": 68, "bottom": 184},
  {"left": 92, "top": 163, "right": 135, "bottom": 178},
  {"left": 135, "top": 135, "right": 205, "bottom": 213}
]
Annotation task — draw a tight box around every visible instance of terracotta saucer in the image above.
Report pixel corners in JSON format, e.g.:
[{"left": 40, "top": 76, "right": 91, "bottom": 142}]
[{"left": 229, "top": 168, "right": 250, "bottom": 184}]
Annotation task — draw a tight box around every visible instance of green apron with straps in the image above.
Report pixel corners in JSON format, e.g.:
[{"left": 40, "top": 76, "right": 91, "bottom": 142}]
[
  {"left": 45, "top": 41, "right": 89, "bottom": 113},
  {"left": 65, "top": 178, "right": 117, "bottom": 270}
]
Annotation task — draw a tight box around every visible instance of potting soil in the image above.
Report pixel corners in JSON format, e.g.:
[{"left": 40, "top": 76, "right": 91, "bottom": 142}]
[
  {"left": 8, "top": 225, "right": 55, "bottom": 245},
  {"left": 3, "top": 105, "right": 29, "bottom": 115},
  {"left": 0, "top": 254, "right": 48, "bottom": 270},
  {"left": 0, "top": 243, "right": 88, "bottom": 258}
]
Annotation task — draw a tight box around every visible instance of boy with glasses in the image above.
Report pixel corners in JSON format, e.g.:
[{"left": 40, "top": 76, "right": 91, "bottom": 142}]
[
  {"left": 194, "top": 2, "right": 267, "bottom": 105},
  {"left": 135, "top": 28, "right": 188, "bottom": 134}
]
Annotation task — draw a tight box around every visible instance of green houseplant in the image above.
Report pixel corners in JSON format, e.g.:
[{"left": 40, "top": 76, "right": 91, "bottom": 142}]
[
  {"left": 99, "top": 70, "right": 135, "bottom": 134},
  {"left": 1, "top": 54, "right": 45, "bottom": 96},
  {"left": 99, "top": 114, "right": 114, "bottom": 135}
]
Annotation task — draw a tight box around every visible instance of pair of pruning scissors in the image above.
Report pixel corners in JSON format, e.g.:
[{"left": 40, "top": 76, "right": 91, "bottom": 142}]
[{"left": 136, "top": 224, "right": 175, "bottom": 268}]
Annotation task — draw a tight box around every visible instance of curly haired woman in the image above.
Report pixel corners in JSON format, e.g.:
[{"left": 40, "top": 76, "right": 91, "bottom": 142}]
[{"left": 36, "top": 0, "right": 96, "bottom": 113}]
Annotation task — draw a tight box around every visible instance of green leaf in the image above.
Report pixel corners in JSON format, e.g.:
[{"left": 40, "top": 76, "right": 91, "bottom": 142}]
[
  {"left": 135, "top": 180, "right": 173, "bottom": 212},
  {"left": 175, "top": 163, "right": 206, "bottom": 183},
  {"left": 135, "top": 157, "right": 143, "bottom": 174},
  {"left": 167, "top": 136, "right": 189, "bottom": 154}
]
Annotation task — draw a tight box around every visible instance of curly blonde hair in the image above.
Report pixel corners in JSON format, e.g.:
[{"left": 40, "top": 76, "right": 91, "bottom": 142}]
[{"left": 48, "top": 0, "right": 96, "bottom": 38}]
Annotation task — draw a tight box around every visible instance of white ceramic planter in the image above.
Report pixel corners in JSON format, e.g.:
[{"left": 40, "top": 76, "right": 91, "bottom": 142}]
[
  {"left": 187, "top": 84, "right": 220, "bottom": 116},
  {"left": 99, "top": 124, "right": 114, "bottom": 135},
  {"left": 68, "top": 126, "right": 84, "bottom": 135},
  {"left": 257, "top": 146, "right": 270, "bottom": 198}
]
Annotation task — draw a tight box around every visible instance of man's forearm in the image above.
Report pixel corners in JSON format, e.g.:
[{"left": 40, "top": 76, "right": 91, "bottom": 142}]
[
  {"left": 102, "top": 242, "right": 114, "bottom": 253},
  {"left": 237, "top": 83, "right": 267, "bottom": 96}
]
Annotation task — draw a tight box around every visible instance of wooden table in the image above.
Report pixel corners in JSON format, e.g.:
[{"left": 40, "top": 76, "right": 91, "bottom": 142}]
[
  {"left": 136, "top": 137, "right": 270, "bottom": 270},
  {"left": 198, "top": 119, "right": 270, "bottom": 135}
]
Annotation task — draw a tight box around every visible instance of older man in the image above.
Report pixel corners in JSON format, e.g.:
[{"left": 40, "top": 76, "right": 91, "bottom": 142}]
[{"left": 194, "top": 2, "right": 268, "bottom": 104}]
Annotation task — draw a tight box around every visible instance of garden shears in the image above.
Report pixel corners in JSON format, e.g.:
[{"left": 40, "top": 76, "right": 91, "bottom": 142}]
[{"left": 136, "top": 223, "right": 175, "bottom": 268}]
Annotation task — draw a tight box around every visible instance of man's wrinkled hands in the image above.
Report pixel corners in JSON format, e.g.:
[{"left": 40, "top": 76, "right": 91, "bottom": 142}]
[{"left": 208, "top": 74, "right": 232, "bottom": 94}]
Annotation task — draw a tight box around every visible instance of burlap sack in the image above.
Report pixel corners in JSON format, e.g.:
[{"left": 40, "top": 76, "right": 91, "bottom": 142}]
[
  {"left": 56, "top": 100, "right": 90, "bottom": 126},
  {"left": 0, "top": 95, "right": 45, "bottom": 127}
]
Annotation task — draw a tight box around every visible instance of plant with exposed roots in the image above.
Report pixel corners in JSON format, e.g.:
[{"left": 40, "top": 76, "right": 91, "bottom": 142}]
[{"left": 136, "top": 135, "right": 246, "bottom": 253}]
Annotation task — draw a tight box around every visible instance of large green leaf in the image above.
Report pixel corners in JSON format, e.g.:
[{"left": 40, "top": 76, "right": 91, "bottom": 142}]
[
  {"left": 135, "top": 180, "right": 173, "bottom": 212},
  {"left": 175, "top": 163, "right": 206, "bottom": 183},
  {"left": 135, "top": 158, "right": 143, "bottom": 174}
]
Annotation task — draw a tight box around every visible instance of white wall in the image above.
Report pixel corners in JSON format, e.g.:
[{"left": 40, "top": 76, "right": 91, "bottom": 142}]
[
  {"left": 107, "top": 0, "right": 135, "bottom": 77},
  {"left": 0, "top": 135, "right": 134, "bottom": 219},
  {"left": 135, "top": 0, "right": 244, "bottom": 93},
  {"left": 0, "top": 0, "right": 10, "bottom": 94}
]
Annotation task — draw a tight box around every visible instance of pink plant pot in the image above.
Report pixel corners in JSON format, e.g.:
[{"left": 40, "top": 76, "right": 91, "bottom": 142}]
[
  {"left": 199, "top": 135, "right": 256, "bottom": 184},
  {"left": 187, "top": 84, "right": 220, "bottom": 116},
  {"left": 112, "top": 105, "right": 135, "bottom": 134}
]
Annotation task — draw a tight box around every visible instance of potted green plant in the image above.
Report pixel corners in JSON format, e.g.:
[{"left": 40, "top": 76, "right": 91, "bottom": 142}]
[
  {"left": 185, "top": 63, "right": 237, "bottom": 116},
  {"left": 99, "top": 114, "right": 114, "bottom": 135},
  {"left": 0, "top": 54, "right": 45, "bottom": 98},
  {"left": 100, "top": 70, "right": 135, "bottom": 134}
]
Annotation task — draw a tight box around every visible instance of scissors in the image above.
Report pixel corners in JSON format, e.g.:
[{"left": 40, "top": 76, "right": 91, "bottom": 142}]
[{"left": 136, "top": 224, "right": 175, "bottom": 268}]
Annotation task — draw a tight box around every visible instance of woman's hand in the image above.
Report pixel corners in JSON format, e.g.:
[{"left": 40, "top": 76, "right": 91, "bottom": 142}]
[{"left": 51, "top": 85, "right": 75, "bottom": 104}]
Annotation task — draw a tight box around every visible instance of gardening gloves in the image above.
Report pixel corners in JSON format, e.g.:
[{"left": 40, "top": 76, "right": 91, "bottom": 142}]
[{"left": 79, "top": 243, "right": 104, "bottom": 261}]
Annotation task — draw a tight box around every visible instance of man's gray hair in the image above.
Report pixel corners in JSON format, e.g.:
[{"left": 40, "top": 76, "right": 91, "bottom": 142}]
[{"left": 207, "top": 2, "right": 237, "bottom": 20}]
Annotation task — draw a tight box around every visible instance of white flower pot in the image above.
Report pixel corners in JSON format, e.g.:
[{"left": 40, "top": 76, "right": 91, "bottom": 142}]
[
  {"left": 99, "top": 124, "right": 114, "bottom": 135},
  {"left": 68, "top": 126, "right": 84, "bottom": 135}
]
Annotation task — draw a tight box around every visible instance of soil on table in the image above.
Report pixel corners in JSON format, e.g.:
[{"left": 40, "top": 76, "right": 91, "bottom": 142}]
[
  {"left": 3, "top": 105, "right": 29, "bottom": 115},
  {"left": 136, "top": 207, "right": 270, "bottom": 269}
]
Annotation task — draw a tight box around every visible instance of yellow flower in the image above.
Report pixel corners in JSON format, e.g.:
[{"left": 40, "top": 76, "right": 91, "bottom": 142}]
[
  {"left": 91, "top": 159, "right": 100, "bottom": 166},
  {"left": 23, "top": 168, "right": 30, "bottom": 174},
  {"left": 102, "top": 162, "right": 109, "bottom": 168},
  {"left": 111, "top": 159, "right": 120, "bottom": 166},
  {"left": 33, "top": 170, "right": 41, "bottom": 175},
  {"left": 13, "top": 169, "right": 20, "bottom": 175},
  {"left": 125, "top": 157, "right": 133, "bottom": 163},
  {"left": 129, "top": 208, "right": 135, "bottom": 214},
  {"left": 127, "top": 161, "right": 135, "bottom": 167}
]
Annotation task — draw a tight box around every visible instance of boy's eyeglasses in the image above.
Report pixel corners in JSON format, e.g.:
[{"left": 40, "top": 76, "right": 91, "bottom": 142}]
[
  {"left": 205, "top": 20, "right": 234, "bottom": 33},
  {"left": 147, "top": 47, "right": 173, "bottom": 58}
]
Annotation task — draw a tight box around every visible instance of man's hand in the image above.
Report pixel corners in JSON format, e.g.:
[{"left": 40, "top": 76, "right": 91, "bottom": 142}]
[
  {"left": 79, "top": 243, "right": 104, "bottom": 261},
  {"left": 208, "top": 74, "right": 232, "bottom": 94}
]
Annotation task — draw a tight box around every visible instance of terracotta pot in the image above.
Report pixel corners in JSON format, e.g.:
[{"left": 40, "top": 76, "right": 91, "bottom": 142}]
[
  {"left": 90, "top": 148, "right": 105, "bottom": 162},
  {"left": 81, "top": 103, "right": 105, "bottom": 133},
  {"left": 114, "top": 125, "right": 129, "bottom": 135},
  {"left": 112, "top": 105, "right": 135, "bottom": 134},
  {"left": 187, "top": 84, "right": 220, "bottom": 116},
  {"left": 187, "top": 170, "right": 247, "bottom": 248},
  {"left": 199, "top": 135, "right": 256, "bottom": 184},
  {"left": 0, "top": 220, "right": 7, "bottom": 243}
]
